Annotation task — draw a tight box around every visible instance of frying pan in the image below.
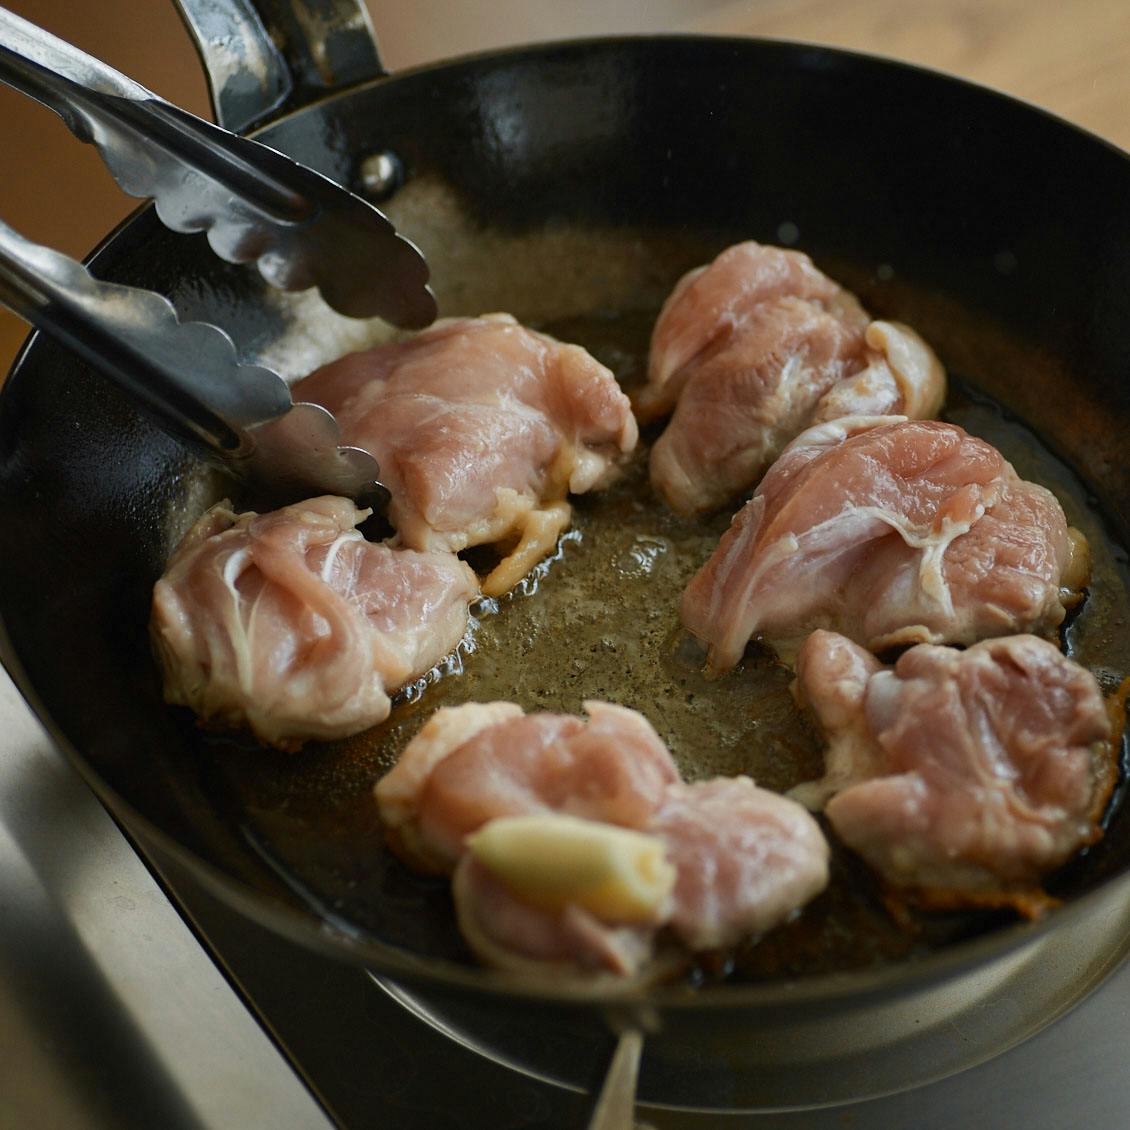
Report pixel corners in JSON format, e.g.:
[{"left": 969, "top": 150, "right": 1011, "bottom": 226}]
[{"left": 4, "top": 0, "right": 1130, "bottom": 1115}]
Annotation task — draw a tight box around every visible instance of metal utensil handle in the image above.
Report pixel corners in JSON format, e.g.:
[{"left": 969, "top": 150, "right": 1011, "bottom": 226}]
[
  {"left": 0, "top": 218, "right": 291, "bottom": 456},
  {"left": 0, "top": 14, "right": 307, "bottom": 216},
  {"left": 0, "top": 5, "right": 147, "bottom": 103},
  {"left": 0, "top": 5, "right": 435, "bottom": 326},
  {"left": 0, "top": 5, "right": 320, "bottom": 237},
  {"left": 588, "top": 1029, "right": 645, "bottom": 1130},
  {"left": 174, "top": 0, "right": 384, "bottom": 132}
]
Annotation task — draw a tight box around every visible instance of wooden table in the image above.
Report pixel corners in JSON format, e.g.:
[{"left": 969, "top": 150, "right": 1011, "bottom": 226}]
[{"left": 1, "top": 0, "right": 1126, "bottom": 372}]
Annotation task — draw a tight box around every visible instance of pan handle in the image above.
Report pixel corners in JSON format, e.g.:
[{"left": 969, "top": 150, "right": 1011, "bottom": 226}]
[{"left": 172, "top": 0, "right": 385, "bottom": 133}]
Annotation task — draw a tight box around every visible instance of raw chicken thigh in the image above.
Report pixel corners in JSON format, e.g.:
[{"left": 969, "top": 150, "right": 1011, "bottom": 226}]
[
  {"left": 792, "top": 630, "right": 1114, "bottom": 904},
  {"left": 649, "top": 777, "right": 830, "bottom": 951},
  {"left": 375, "top": 700, "right": 679, "bottom": 873},
  {"left": 151, "top": 497, "right": 478, "bottom": 749},
  {"left": 639, "top": 242, "right": 946, "bottom": 515},
  {"left": 452, "top": 818, "right": 672, "bottom": 978},
  {"left": 375, "top": 701, "right": 829, "bottom": 976},
  {"left": 292, "top": 314, "right": 638, "bottom": 596},
  {"left": 682, "top": 417, "right": 1089, "bottom": 670}
]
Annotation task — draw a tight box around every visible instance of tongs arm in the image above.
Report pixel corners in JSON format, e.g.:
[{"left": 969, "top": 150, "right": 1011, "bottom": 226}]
[
  {"left": 0, "top": 5, "right": 435, "bottom": 327},
  {"left": 0, "top": 218, "right": 387, "bottom": 507}
]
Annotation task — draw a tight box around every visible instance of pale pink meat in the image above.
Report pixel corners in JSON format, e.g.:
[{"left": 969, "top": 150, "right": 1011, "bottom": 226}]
[
  {"left": 792, "top": 631, "right": 1112, "bottom": 896},
  {"left": 682, "top": 417, "right": 1082, "bottom": 670},
  {"left": 292, "top": 314, "right": 638, "bottom": 594},
  {"left": 810, "top": 320, "right": 946, "bottom": 424},
  {"left": 375, "top": 700, "right": 679, "bottom": 873},
  {"left": 649, "top": 778, "right": 830, "bottom": 950},
  {"left": 377, "top": 699, "right": 831, "bottom": 973},
  {"left": 452, "top": 856, "right": 658, "bottom": 978},
  {"left": 151, "top": 497, "right": 478, "bottom": 749},
  {"left": 789, "top": 631, "right": 886, "bottom": 811},
  {"left": 640, "top": 242, "right": 867, "bottom": 417},
  {"left": 640, "top": 242, "right": 945, "bottom": 515}
]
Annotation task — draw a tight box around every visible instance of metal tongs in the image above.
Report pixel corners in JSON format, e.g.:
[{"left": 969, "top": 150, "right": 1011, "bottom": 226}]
[{"left": 0, "top": 6, "right": 437, "bottom": 506}]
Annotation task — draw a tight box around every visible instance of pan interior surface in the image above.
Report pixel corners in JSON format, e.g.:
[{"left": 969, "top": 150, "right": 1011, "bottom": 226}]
[
  {"left": 186, "top": 216, "right": 1130, "bottom": 986},
  {"left": 2, "top": 38, "right": 1130, "bottom": 1026}
]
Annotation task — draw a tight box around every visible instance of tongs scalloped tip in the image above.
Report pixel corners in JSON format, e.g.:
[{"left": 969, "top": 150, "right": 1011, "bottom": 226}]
[
  {"left": 245, "top": 401, "right": 390, "bottom": 509},
  {"left": 0, "top": 215, "right": 389, "bottom": 507}
]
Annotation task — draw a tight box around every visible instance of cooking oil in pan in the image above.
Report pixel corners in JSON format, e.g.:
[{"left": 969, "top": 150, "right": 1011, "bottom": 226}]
[{"left": 199, "top": 305, "right": 1130, "bottom": 980}]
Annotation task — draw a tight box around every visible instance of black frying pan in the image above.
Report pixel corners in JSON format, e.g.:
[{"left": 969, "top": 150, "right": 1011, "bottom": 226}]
[{"left": 3, "top": 0, "right": 1130, "bottom": 1112}]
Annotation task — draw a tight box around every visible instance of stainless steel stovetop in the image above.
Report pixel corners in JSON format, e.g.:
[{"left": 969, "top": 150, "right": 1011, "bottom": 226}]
[{"left": 4, "top": 664, "right": 1130, "bottom": 1130}]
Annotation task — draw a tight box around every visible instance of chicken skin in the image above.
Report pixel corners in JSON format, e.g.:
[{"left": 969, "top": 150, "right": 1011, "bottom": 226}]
[{"left": 376, "top": 700, "right": 828, "bottom": 976}]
